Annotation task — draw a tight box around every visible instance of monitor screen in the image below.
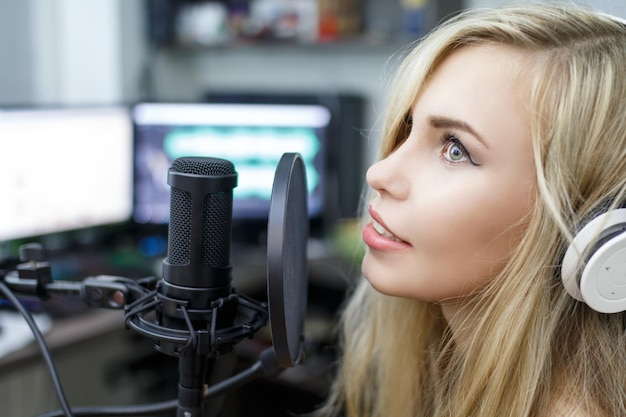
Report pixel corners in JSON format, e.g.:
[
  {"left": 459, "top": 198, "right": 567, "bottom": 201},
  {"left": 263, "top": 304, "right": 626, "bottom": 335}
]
[
  {"left": 132, "top": 102, "right": 332, "bottom": 225},
  {"left": 0, "top": 106, "right": 133, "bottom": 242}
]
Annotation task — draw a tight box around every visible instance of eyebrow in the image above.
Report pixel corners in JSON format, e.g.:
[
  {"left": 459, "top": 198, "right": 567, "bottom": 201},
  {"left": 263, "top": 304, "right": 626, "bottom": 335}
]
[{"left": 427, "top": 115, "right": 490, "bottom": 149}]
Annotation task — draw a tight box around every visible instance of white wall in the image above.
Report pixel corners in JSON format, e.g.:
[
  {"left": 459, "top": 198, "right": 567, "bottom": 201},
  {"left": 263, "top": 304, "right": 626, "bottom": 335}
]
[
  {"left": 0, "top": 0, "right": 34, "bottom": 105},
  {"left": 0, "top": 0, "right": 125, "bottom": 106}
]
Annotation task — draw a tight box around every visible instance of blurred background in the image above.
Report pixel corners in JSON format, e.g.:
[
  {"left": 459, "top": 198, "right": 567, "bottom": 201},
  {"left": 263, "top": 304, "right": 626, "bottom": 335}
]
[{"left": 0, "top": 0, "right": 624, "bottom": 416}]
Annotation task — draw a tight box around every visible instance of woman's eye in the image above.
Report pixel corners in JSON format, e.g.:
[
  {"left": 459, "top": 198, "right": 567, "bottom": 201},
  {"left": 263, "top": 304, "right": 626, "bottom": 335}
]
[
  {"left": 443, "top": 140, "right": 466, "bottom": 162},
  {"left": 442, "top": 138, "right": 467, "bottom": 162},
  {"left": 441, "top": 136, "right": 480, "bottom": 166}
]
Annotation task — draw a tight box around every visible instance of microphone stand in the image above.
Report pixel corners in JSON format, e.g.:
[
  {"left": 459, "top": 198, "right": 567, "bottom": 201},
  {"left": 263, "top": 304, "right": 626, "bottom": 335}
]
[{"left": 0, "top": 243, "right": 283, "bottom": 417}]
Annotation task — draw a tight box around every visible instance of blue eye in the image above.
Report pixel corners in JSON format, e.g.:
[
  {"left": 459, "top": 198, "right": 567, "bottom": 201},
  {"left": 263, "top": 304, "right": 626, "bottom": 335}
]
[
  {"left": 444, "top": 140, "right": 466, "bottom": 162},
  {"left": 440, "top": 134, "right": 480, "bottom": 166}
]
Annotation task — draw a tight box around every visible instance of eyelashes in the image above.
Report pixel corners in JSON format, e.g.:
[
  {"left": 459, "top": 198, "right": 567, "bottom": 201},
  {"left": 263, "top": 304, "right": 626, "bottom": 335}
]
[{"left": 439, "top": 132, "right": 481, "bottom": 166}]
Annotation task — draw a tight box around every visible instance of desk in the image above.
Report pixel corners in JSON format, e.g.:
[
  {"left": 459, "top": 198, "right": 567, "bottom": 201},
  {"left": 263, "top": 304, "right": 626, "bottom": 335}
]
[{"left": 0, "top": 309, "right": 155, "bottom": 417}]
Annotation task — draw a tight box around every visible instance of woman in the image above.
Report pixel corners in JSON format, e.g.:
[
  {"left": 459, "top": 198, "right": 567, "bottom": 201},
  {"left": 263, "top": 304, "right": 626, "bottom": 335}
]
[{"left": 316, "top": 3, "right": 626, "bottom": 417}]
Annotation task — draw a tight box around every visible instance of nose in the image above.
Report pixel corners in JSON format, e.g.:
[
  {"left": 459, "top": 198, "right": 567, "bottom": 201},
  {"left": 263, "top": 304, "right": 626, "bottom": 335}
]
[{"left": 366, "top": 147, "right": 410, "bottom": 200}]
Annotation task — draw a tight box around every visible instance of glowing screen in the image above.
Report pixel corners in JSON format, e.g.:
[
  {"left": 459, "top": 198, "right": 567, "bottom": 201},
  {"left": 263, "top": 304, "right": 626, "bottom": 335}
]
[
  {"left": 0, "top": 106, "right": 133, "bottom": 242},
  {"left": 132, "top": 102, "right": 331, "bottom": 223}
]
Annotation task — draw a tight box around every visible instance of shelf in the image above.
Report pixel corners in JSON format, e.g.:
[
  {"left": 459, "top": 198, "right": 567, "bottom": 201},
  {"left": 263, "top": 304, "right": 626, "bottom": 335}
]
[{"left": 158, "top": 35, "right": 414, "bottom": 56}]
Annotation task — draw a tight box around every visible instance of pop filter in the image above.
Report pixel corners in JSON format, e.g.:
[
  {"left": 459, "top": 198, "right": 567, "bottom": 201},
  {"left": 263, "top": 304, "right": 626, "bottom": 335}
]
[{"left": 267, "top": 153, "right": 309, "bottom": 368}]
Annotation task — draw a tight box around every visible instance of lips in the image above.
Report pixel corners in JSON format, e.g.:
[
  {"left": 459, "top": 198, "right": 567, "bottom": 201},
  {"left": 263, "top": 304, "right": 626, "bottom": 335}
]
[{"left": 363, "top": 207, "right": 411, "bottom": 250}]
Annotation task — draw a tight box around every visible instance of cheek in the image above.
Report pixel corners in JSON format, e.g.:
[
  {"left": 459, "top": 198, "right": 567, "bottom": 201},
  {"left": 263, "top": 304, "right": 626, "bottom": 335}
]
[
  {"left": 414, "top": 181, "right": 533, "bottom": 294},
  {"left": 464, "top": 209, "right": 527, "bottom": 272},
  {"left": 450, "top": 183, "right": 534, "bottom": 277}
]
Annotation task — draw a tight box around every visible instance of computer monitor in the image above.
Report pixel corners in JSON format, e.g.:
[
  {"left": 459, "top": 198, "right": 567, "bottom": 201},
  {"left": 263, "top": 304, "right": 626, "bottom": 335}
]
[
  {"left": 132, "top": 102, "right": 333, "bottom": 232},
  {"left": 203, "top": 91, "right": 367, "bottom": 221},
  {"left": 0, "top": 106, "right": 133, "bottom": 243}
]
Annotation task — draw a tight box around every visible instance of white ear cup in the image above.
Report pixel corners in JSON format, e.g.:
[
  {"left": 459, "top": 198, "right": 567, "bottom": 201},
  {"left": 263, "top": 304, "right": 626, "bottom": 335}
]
[{"left": 561, "top": 208, "right": 626, "bottom": 313}]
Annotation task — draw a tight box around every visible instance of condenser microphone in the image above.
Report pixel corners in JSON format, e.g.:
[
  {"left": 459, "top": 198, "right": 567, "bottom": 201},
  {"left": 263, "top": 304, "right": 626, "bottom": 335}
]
[
  {"left": 123, "top": 153, "right": 307, "bottom": 417},
  {"left": 160, "top": 156, "right": 237, "bottom": 320},
  {"left": 159, "top": 156, "right": 238, "bottom": 417}
]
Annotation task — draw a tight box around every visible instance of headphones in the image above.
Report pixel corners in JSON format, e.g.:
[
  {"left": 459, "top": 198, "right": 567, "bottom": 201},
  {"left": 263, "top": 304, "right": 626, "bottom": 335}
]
[{"left": 561, "top": 208, "right": 626, "bottom": 313}]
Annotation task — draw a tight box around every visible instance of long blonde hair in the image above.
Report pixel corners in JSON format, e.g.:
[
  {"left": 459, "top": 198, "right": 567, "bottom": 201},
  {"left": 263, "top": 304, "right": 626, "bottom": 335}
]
[{"left": 316, "top": 3, "right": 626, "bottom": 417}]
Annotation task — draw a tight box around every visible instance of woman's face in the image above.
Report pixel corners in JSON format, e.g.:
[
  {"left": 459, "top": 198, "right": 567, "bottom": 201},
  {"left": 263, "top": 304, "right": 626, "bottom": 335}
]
[{"left": 362, "top": 44, "right": 536, "bottom": 303}]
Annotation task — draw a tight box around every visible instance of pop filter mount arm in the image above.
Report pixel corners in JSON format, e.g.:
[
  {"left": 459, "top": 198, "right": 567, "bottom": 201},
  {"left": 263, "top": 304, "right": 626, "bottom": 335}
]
[{"left": 0, "top": 153, "right": 309, "bottom": 417}]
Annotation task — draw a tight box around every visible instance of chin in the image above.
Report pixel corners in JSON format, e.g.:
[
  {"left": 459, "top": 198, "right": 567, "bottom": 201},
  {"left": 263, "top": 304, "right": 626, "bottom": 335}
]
[
  {"left": 362, "top": 264, "right": 398, "bottom": 297},
  {"left": 363, "top": 271, "right": 427, "bottom": 301},
  {"left": 363, "top": 269, "right": 454, "bottom": 304}
]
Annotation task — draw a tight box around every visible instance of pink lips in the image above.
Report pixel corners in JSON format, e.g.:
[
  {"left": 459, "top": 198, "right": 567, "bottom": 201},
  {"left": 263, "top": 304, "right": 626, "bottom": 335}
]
[{"left": 362, "top": 207, "right": 412, "bottom": 251}]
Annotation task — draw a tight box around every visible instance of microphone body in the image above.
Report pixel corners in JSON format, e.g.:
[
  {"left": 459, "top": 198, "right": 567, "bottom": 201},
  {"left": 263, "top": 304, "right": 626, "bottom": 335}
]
[
  {"left": 161, "top": 156, "right": 237, "bottom": 301},
  {"left": 159, "top": 157, "right": 238, "bottom": 340},
  {"left": 158, "top": 157, "right": 238, "bottom": 417}
]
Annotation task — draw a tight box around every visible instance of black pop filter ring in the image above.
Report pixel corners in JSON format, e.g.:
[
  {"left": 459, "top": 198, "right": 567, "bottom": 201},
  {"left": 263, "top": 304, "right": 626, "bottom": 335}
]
[{"left": 267, "top": 153, "right": 309, "bottom": 368}]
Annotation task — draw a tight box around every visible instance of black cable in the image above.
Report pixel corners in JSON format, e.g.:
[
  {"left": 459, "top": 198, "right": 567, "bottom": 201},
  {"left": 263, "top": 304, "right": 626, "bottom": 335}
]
[
  {"left": 205, "top": 359, "right": 265, "bottom": 397},
  {"left": 0, "top": 281, "right": 75, "bottom": 417},
  {"left": 36, "top": 399, "right": 177, "bottom": 417},
  {"left": 37, "top": 356, "right": 271, "bottom": 417}
]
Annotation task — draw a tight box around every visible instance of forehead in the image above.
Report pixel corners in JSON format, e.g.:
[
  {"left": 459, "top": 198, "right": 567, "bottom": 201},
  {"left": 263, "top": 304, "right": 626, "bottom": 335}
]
[
  {"left": 412, "top": 44, "right": 534, "bottom": 154},
  {"left": 421, "top": 43, "right": 530, "bottom": 103},
  {"left": 415, "top": 45, "right": 531, "bottom": 124}
]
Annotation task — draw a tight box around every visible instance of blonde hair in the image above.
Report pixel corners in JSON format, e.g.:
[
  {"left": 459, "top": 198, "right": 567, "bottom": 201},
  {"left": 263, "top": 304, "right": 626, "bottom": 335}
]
[{"left": 316, "top": 3, "right": 626, "bottom": 417}]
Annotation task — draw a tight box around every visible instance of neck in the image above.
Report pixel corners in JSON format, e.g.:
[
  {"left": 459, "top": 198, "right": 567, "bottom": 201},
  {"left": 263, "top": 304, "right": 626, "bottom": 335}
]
[{"left": 439, "top": 295, "right": 481, "bottom": 349}]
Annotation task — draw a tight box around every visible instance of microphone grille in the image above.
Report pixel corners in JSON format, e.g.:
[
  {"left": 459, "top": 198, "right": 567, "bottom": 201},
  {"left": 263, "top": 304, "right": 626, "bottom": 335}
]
[
  {"left": 202, "top": 190, "right": 233, "bottom": 267},
  {"left": 171, "top": 157, "right": 235, "bottom": 177},
  {"left": 169, "top": 157, "right": 235, "bottom": 267},
  {"left": 169, "top": 187, "right": 192, "bottom": 265}
]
